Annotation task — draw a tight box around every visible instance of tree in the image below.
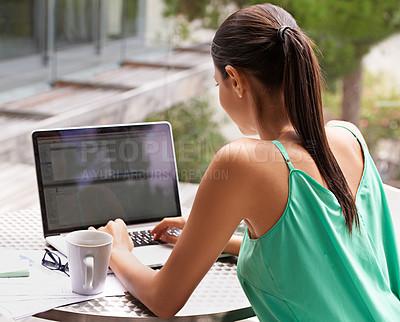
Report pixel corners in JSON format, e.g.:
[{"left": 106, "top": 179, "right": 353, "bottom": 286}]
[{"left": 164, "top": 0, "right": 400, "bottom": 125}]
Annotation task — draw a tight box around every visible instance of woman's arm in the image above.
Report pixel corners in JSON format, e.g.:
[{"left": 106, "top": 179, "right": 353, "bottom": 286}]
[
  {"left": 223, "top": 234, "right": 243, "bottom": 256},
  {"left": 94, "top": 144, "right": 249, "bottom": 318},
  {"left": 151, "top": 216, "right": 243, "bottom": 256}
]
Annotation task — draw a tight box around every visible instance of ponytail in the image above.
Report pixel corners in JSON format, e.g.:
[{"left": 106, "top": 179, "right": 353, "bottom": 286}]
[{"left": 281, "top": 28, "right": 359, "bottom": 233}]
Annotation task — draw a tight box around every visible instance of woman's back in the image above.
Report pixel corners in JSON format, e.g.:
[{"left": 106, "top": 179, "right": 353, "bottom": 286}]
[
  {"left": 233, "top": 124, "right": 364, "bottom": 239},
  {"left": 236, "top": 124, "right": 400, "bottom": 321}
]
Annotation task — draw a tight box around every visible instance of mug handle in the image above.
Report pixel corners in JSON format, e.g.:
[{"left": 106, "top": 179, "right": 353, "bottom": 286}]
[{"left": 84, "top": 256, "right": 94, "bottom": 290}]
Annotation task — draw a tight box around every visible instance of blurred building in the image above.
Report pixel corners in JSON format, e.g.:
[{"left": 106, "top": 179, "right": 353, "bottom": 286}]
[
  {"left": 0, "top": 0, "right": 175, "bottom": 92},
  {"left": 0, "top": 0, "right": 215, "bottom": 164}
]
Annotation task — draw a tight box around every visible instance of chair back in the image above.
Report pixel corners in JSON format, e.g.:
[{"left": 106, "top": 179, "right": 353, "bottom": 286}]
[{"left": 383, "top": 184, "right": 400, "bottom": 248}]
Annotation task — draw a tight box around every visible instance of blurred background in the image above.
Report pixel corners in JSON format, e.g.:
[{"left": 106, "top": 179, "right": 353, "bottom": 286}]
[{"left": 0, "top": 0, "right": 399, "bottom": 214}]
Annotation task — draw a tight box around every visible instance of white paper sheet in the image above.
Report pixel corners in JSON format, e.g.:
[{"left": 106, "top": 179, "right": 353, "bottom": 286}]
[
  {"left": 0, "top": 254, "right": 29, "bottom": 278},
  {"left": 0, "top": 249, "right": 127, "bottom": 320}
]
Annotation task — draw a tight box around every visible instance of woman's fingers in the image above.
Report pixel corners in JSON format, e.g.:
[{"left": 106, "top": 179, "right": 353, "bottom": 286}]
[
  {"left": 151, "top": 220, "right": 171, "bottom": 237},
  {"left": 88, "top": 219, "right": 133, "bottom": 252},
  {"left": 159, "top": 233, "right": 179, "bottom": 244},
  {"left": 152, "top": 217, "right": 185, "bottom": 233},
  {"left": 90, "top": 217, "right": 183, "bottom": 246},
  {"left": 153, "top": 229, "right": 181, "bottom": 243},
  {"left": 151, "top": 217, "right": 186, "bottom": 243}
]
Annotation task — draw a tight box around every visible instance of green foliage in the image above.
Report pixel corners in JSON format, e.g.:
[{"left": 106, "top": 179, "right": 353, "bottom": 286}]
[
  {"left": 152, "top": 18, "right": 193, "bottom": 48},
  {"left": 145, "top": 94, "right": 228, "bottom": 183},
  {"left": 171, "top": 20, "right": 192, "bottom": 43},
  {"left": 124, "top": 0, "right": 139, "bottom": 36},
  {"left": 164, "top": 0, "right": 253, "bottom": 29},
  {"left": 323, "top": 72, "right": 400, "bottom": 148},
  {"left": 280, "top": 0, "right": 400, "bottom": 86},
  {"left": 323, "top": 71, "right": 400, "bottom": 181},
  {"left": 164, "top": 0, "right": 210, "bottom": 22},
  {"left": 0, "top": 0, "right": 33, "bottom": 37},
  {"left": 359, "top": 72, "right": 400, "bottom": 182},
  {"left": 322, "top": 81, "right": 342, "bottom": 117},
  {"left": 163, "top": 0, "right": 400, "bottom": 86},
  {"left": 358, "top": 72, "right": 400, "bottom": 153}
]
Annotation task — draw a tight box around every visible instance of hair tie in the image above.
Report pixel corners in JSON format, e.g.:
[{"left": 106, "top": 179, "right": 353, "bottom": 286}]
[{"left": 277, "top": 26, "right": 290, "bottom": 41}]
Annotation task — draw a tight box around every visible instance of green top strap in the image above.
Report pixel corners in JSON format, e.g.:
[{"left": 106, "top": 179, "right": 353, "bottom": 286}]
[{"left": 271, "top": 140, "right": 295, "bottom": 171}]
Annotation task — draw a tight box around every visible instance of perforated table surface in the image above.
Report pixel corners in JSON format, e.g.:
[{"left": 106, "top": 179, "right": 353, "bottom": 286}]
[{"left": 0, "top": 208, "right": 255, "bottom": 321}]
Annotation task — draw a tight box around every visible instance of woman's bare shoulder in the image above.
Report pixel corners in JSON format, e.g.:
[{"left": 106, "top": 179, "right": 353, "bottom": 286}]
[
  {"left": 208, "top": 138, "right": 287, "bottom": 194},
  {"left": 211, "top": 139, "right": 291, "bottom": 238},
  {"left": 326, "top": 120, "right": 368, "bottom": 151},
  {"left": 214, "top": 138, "right": 279, "bottom": 169}
]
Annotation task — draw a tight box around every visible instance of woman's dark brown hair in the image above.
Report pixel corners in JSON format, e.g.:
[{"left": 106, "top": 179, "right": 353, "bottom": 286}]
[{"left": 211, "top": 4, "right": 359, "bottom": 233}]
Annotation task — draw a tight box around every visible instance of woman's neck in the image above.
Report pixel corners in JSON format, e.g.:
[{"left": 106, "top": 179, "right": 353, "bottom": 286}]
[
  {"left": 257, "top": 123, "right": 297, "bottom": 142},
  {"left": 255, "top": 104, "right": 296, "bottom": 141},
  {"left": 246, "top": 83, "right": 297, "bottom": 142}
]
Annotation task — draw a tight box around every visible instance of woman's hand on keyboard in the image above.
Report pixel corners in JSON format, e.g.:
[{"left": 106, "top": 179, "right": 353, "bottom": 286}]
[
  {"left": 151, "top": 217, "right": 186, "bottom": 244},
  {"left": 89, "top": 218, "right": 134, "bottom": 252}
]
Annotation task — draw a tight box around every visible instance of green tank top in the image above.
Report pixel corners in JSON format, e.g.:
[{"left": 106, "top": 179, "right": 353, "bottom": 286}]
[{"left": 237, "top": 126, "right": 400, "bottom": 321}]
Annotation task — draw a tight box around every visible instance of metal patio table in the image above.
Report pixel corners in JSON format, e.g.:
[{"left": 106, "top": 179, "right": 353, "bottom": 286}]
[{"left": 0, "top": 208, "right": 255, "bottom": 321}]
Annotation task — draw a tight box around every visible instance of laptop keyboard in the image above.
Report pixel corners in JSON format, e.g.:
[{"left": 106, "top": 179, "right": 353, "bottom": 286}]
[
  {"left": 129, "top": 229, "right": 181, "bottom": 247},
  {"left": 129, "top": 230, "right": 166, "bottom": 247}
]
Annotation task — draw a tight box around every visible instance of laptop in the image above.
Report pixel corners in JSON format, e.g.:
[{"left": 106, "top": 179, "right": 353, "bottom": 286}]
[{"left": 32, "top": 121, "right": 182, "bottom": 268}]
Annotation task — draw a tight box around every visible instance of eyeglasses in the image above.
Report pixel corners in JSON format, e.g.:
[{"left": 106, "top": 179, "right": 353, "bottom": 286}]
[{"left": 42, "top": 249, "right": 69, "bottom": 276}]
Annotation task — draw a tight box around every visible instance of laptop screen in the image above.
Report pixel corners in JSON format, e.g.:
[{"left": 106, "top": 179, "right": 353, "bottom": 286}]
[{"left": 32, "top": 122, "right": 181, "bottom": 236}]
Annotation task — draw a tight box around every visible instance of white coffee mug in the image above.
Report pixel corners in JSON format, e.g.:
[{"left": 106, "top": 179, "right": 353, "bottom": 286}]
[{"left": 66, "top": 230, "right": 113, "bottom": 295}]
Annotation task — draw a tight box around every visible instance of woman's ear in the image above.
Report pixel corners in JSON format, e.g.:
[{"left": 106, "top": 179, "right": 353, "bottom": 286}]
[{"left": 225, "top": 65, "right": 244, "bottom": 98}]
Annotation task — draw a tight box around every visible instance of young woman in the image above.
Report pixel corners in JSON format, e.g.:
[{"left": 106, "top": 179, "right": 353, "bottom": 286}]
[{"left": 90, "top": 4, "right": 400, "bottom": 320}]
